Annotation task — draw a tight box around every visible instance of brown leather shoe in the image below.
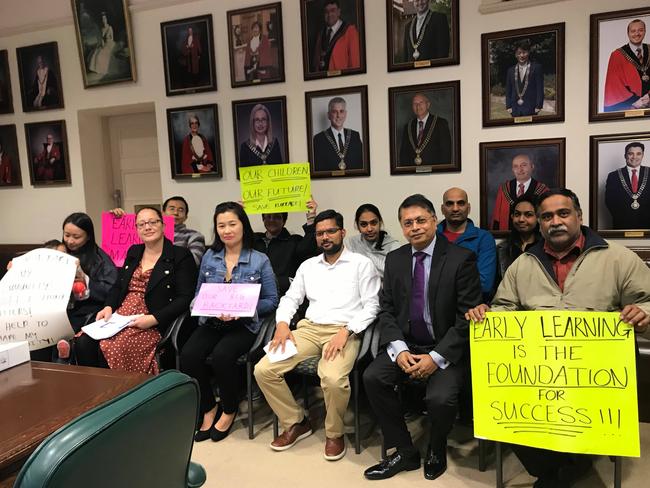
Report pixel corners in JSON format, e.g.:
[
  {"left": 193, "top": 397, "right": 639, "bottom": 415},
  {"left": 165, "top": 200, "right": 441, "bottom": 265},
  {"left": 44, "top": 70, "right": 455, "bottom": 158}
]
[
  {"left": 324, "top": 436, "right": 346, "bottom": 461},
  {"left": 270, "top": 418, "right": 313, "bottom": 451}
]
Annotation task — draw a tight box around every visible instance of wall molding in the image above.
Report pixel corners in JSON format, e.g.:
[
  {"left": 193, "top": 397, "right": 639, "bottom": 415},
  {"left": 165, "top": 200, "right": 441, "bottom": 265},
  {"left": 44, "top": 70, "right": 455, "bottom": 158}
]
[
  {"left": 479, "top": 0, "right": 568, "bottom": 14},
  {"left": 0, "top": 0, "right": 198, "bottom": 38}
]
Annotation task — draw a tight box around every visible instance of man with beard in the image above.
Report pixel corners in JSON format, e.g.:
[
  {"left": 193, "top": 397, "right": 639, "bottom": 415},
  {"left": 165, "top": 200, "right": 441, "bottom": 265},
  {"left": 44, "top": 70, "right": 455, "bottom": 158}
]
[
  {"left": 255, "top": 209, "right": 380, "bottom": 461},
  {"left": 467, "top": 188, "right": 650, "bottom": 487},
  {"left": 437, "top": 187, "right": 497, "bottom": 299}
]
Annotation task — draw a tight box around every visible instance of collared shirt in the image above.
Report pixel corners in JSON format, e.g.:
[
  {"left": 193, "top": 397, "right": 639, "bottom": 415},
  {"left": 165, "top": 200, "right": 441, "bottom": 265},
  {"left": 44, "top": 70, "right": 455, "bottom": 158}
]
[
  {"left": 517, "top": 62, "right": 530, "bottom": 79},
  {"left": 516, "top": 178, "right": 532, "bottom": 194},
  {"left": 256, "top": 136, "right": 268, "bottom": 152},
  {"left": 328, "top": 19, "right": 343, "bottom": 39},
  {"left": 330, "top": 127, "right": 345, "bottom": 144},
  {"left": 543, "top": 232, "right": 585, "bottom": 291},
  {"left": 249, "top": 35, "right": 260, "bottom": 52},
  {"left": 626, "top": 165, "right": 642, "bottom": 182},
  {"left": 629, "top": 42, "right": 643, "bottom": 54},
  {"left": 275, "top": 246, "right": 380, "bottom": 334},
  {"left": 386, "top": 237, "right": 450, "bottom": 369},
  {"left": 186, "top": 34, "right": 193, "bottom": 47},
  {"left": 415, "top": 11, "right": 428, "bottom": 38},
  {"left": 416, "top": 112, "right": 430, "bottom": 127}
]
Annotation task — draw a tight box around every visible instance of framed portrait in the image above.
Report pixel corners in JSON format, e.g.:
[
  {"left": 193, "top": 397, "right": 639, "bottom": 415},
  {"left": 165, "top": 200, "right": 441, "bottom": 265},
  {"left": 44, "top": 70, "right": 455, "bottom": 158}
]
[
  {"left": 0, "top": 125, "right": 22, "bottom": 188},
  {"left": 16, "top": 42, "right": 64, "bottom": 112},
  {"left": 479, "top": 138, "right": 565, "bottom": 236},
  {"left": 166, "top": 104, "right": 222, "bottom": 180},
  {"left": 300, "top": 0, "right": 366, "bottom": 81},
  {"left": 24, "top": 120, "right": 71, "bottom": 186},
  {"left": 590, "top": 132, "right": 650, "bottom": 238},
  {"left": 305, "top": 85, "right": 369, "bottom": 179},
  {"left": 386, "top": 0, "right": 459, "bottom": 72},
  {"left": 232, "top": 96, "right": 289, "bottom": 177},
  {"left": 388, "top": 80, "right": 460, "bottom": 175},
  {"left": 161, "top": 15, "right": 217, "bottom": 96},
  {"left": 71, "top": 0, "right": 137, "bottom": 88},
  {"left": 227, "top": 3, "right": 285, "bottom": 88},
  {"left": 589, "top": 7, "right": 650, "bottom": 122},
  {"left": 0, "top": 50, "right": 13, "bottom": 114},
  {"left": 481, "top": 23, "right": 565, "bottom": 127}
]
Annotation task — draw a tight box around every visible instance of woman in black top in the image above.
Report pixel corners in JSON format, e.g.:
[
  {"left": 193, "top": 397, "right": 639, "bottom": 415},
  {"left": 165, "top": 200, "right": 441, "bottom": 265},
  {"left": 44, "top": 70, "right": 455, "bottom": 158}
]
[
  {"left": 62, "top": 212, "right": 118, "bottom": 332},
  {"left": 496, "top": 195, "right": 541, "bottom": 280},
  {"left": 238, "top": 104, "right": 283, "bottom": 167}
]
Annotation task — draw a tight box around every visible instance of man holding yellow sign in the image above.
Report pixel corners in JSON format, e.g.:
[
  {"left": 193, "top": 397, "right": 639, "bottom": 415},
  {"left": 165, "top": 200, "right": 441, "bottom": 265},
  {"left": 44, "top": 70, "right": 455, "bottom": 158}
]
[{"left": 467, "top": 189, "right": 650, "bottom": 488}]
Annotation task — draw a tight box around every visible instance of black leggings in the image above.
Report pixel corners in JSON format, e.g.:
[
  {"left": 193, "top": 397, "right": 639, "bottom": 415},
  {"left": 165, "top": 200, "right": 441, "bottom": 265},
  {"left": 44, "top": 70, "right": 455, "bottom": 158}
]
[
  {"left": 180, "top": 323, "right": 255, "bottom": 414},
  {"left": 74, "top": 333, "right": 109, "bottom": 368}
]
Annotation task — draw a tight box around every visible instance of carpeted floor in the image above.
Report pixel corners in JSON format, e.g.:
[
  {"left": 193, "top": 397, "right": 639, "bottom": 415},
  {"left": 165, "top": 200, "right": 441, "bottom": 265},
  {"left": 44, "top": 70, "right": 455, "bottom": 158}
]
[{"left": 190, "top": 398, "right": 648, "bottom": 488}]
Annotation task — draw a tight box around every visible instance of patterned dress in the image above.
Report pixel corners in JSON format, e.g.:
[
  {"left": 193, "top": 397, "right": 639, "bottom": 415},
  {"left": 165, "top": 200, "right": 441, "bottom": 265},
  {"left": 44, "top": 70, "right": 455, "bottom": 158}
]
[{"left": 100, "top": 265, "right": 161, "bottom": 374}]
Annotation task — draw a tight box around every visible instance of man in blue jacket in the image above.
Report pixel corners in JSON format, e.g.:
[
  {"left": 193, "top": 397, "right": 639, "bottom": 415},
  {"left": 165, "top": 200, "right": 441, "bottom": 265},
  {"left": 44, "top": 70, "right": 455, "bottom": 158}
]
[{"left": 437, "top": 187, "right": 496, "bottom": 299}]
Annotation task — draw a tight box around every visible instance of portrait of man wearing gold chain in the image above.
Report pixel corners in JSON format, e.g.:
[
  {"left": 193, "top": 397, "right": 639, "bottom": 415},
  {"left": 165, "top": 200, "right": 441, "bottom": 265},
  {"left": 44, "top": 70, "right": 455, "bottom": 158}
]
[
  {"left": 505, "top": 40, "right": 544, "bottom": 117},
  {"left": 398, "top": 92, "right": 451, "bottom": 167},
  {"left": 307, "top": 87, "right": 369, "bottom": 178}
]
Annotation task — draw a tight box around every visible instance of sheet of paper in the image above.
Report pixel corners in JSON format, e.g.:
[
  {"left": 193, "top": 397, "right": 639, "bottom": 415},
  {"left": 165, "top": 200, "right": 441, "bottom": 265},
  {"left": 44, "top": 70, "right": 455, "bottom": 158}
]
[
  {"left": 263, "top": 339, "right": 298, "bottom": 363},
  {"left": 239, "top": 162, "right": 311, "bottom": 214},
  {"left": 81, "top": 313, "right": 143, "bottom": 340},
  {"left": 191, "top": 283, "right": 261, "bottom": 317},
  {"left": 0, "top": 249, "right": 76, "bottom": 351}
]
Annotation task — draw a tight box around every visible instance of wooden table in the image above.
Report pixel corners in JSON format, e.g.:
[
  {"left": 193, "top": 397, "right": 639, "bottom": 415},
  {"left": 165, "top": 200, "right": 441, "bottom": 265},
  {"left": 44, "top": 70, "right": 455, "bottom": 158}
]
[{"left": 0, "top": 361, "right": 148, "bottom": 487}]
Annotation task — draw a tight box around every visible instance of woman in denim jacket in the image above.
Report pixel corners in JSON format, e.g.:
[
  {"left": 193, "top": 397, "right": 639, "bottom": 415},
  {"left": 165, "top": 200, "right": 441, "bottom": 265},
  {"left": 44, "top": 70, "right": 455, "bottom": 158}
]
[{"left": 181, "top": 201, "right": 278, "bottom": 442}]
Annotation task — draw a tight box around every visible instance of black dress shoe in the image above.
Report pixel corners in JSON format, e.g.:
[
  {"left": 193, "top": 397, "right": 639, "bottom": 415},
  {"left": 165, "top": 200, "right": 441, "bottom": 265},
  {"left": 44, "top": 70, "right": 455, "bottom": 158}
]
[
  {"left": 364, "top": 451, "right": 421, "bottom": 480},
  {"left": 194, "top": 404, "right": 222, "bottom": 442},
  {"left": 424, "top": 446, "right": 447, "bottom": 480},
  {"left": 210, "top": 408, "right": 238, "bottom": 442}
]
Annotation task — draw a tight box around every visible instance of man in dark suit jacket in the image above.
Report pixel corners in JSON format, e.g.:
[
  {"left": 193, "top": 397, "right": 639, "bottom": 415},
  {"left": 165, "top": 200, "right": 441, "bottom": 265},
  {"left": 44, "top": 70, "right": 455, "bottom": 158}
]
[
  {"left": 402, "top": 1, "right": 449, "bottom": 63},
  {"left": 605, "top": 141, "right": 650, "bottom": 229},
  {"left": 363, "top": 194, "right": 482, "bottom": 481},
  {"left": 313, "top": 96, "right": 363, "bottom": 172},
  {"left": 505, "top": 41, "right": 544, "bottom": 117},
  {"left": 398, "top": 93, "right": 451, "bottom": 167}
]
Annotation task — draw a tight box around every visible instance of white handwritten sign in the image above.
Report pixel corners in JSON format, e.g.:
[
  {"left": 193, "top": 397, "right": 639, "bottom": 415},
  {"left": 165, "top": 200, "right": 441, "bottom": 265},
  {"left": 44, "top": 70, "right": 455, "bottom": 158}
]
[
  {"left": 0, "top": 249, "right": 76, "bottom": 351},
  {"left": 191, "top": 283, "right": 261, "bottom": 317}
]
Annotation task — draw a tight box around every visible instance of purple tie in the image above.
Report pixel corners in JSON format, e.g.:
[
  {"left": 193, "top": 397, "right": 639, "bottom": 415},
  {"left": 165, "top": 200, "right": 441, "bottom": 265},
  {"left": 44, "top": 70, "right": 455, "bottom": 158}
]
[{"left": 410, "top": 251, "right": 432, "bottom": 344}]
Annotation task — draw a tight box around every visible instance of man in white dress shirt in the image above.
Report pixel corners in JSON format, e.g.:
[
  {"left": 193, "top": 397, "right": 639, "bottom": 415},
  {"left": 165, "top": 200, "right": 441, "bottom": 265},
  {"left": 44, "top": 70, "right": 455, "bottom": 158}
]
[{"left": 255, "top": 209, "right": 380, "bottom": 461}]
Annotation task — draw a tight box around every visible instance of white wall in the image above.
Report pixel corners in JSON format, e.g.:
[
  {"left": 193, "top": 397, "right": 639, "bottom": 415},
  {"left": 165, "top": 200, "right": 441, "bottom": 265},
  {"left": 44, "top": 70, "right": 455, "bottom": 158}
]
[{"left": 0, "top": 0, "right": 648, "bottom": 246}]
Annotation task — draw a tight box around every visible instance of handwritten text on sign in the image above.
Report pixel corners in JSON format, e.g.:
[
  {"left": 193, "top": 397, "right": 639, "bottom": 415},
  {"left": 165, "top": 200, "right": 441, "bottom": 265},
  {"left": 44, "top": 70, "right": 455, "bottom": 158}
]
[
  {"left": 0, "top": 249, "right": 76, "bottom": 351},
  {"left": 101, "top": 212, "right": 175, "bottom": 267},
  {"left": 470, "top": 311, "right": 639, "bottom": 457},
  {"left": 191, "top": 283, "right": 261, "bottom": 317},
  {"left": 240, "top": 163, "right": 311, "bottom": 214}
]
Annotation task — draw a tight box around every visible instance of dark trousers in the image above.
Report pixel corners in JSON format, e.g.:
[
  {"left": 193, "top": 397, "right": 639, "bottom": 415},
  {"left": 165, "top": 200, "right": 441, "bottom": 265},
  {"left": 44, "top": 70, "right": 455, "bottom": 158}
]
[
  {"left": 180, "top": 324, "right": 255, "bottom": 415},
  {"left": 363, "top": 350, "right": 464, "bottom": 453},
  {"left": 512, "top": 445, "right": 590, "bottom": 480},
  {"left": 75, "top": 333, "right": 109, "bottom": 368}
]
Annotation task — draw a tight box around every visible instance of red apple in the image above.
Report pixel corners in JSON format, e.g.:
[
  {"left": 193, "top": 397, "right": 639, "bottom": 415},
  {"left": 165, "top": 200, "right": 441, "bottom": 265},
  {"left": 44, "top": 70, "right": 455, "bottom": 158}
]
[{"left": 72, "top": 281, "right": 86, "bottom": 295}]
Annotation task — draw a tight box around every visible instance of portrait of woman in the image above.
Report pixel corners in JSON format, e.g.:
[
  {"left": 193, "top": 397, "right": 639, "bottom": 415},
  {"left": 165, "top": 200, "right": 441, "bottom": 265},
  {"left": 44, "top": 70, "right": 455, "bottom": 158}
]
[
  {"left": 241, "top": 104, "right": 282, "bottom": 166},
  {"left": 227, "top": 3, "right": 285, "bottom": 87},
  {"left": 16, "top": 42, "right": 64, "bottom": 112},
  {"left": 232, "top": 96, "right": 289, "bottom": 174},
  {"left": 161, "top": 14, "right": 217, "bottom": 96},
  {"left": 71, "top": 0, "right": 136, "bottom": 87},
  {"left": 181, "top": 114, "right": 215, "bottom": 174},
  {"left": 88, "top": 12, "right": 115, "bottom": 76},
  {"left": 167, "top": 104, "right": 222, "bottom": 179}
]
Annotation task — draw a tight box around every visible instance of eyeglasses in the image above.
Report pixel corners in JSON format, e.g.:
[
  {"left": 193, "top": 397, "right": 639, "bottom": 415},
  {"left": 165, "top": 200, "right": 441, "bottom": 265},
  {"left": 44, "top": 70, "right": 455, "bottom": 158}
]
[
  {"left": 401, "top": 217, "right": 432, "bottom": 229},
  {"left": 135, "top": 219, "right": 162, "bottom": 229},
  {"left": 315, "top": 227, "right": 340, "bottom": 238}
]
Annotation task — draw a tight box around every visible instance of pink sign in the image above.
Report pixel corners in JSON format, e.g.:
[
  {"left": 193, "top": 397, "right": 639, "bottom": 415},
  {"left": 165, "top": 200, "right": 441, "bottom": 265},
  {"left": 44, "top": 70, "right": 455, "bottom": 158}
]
[
  {"left": 101, "top": 212, "right": 175, "bottom": 266},
  {"left": 191, "top": 283, "right": 261, "bottom": 318}
]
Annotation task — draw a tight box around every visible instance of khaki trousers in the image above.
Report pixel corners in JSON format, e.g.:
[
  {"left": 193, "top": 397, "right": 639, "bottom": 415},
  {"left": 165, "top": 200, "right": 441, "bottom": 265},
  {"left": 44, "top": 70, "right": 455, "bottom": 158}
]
[{"left": 254, "top": 319, "right": 360, "bottom": 438}]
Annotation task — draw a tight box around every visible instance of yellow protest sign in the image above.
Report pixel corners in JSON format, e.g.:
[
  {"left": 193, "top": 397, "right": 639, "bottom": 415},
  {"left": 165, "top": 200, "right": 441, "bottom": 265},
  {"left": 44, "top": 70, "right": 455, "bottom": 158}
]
[
  {"left": 470, "top": 310, "right": 639, "bottom": 457},
  {"left": 239, "top": 163, "right": 311, "bottom": 214}
]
